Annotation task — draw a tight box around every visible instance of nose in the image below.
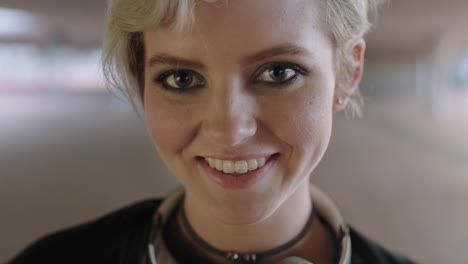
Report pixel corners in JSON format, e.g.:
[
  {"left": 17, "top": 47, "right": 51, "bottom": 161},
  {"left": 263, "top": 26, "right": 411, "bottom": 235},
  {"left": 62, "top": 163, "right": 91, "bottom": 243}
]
[{"left": 201, "top": 77, "right": 257, "bottom": 147}]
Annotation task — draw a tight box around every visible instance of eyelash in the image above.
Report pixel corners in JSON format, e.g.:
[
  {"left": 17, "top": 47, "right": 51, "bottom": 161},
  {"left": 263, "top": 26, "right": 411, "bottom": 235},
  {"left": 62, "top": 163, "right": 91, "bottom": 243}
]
[
  {"left": 252, "top": 62, "right": 309, "bottom": 87},
  {"left": 153, "top": 62, "right": 310, "bottom": 93},
  {"left": 153, "top": 69, "right": 205, "bottom": 93}
]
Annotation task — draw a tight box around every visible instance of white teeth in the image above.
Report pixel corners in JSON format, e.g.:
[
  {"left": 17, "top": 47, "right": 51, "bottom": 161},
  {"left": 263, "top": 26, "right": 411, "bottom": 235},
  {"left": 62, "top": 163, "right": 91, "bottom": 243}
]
[
  {"left": 207, "top": 158, "right": 215, "bottom": 168},
  {"left": 204, "top": 156, "right": 271, "bottom": 174},
  {"left": 247, "top": 159, "right": 258, "bottom": 170},
  {"left": 215, "top": 159, "right": 223, "bottom": 170},
  {"left": 223, "top": 161, "right": 235, "bottom": 174},
  {"left": 258, "top": 157, "right": 266, "bottom": 167},
  {"left": 235, "top": 161, "right": 248, "bottom": 174}
]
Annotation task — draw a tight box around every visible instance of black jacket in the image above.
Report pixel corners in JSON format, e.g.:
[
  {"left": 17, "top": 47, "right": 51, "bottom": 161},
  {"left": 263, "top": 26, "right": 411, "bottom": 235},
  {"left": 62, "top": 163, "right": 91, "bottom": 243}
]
[{"left": 9, "top": 200, "right": 418, "bottom": 264}]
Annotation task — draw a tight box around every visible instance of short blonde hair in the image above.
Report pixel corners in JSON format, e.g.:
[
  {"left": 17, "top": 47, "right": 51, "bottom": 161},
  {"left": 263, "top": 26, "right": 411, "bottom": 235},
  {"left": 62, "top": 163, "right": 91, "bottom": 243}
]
[{"left": 102, "top": 0, "right": 384, "bottom": 117}]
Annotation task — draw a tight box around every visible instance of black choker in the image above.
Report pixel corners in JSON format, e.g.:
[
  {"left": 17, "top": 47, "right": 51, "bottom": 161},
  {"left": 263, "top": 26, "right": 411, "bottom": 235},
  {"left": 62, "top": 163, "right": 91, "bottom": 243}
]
[{"left": 179, "top": 206, "right": 316, "bottom": 263}]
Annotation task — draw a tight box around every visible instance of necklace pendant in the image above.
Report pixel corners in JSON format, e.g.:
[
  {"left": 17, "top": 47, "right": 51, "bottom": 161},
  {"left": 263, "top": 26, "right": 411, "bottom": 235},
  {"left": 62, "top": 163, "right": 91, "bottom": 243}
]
[
  {"left": 226, "top": 252, "right": 240, "bottom": 262},
  {"left": 243, "top": 253, "right": 257, "bottom": 263},
  {"left": 226, "top": 252, "right": 257, "bottom": 263}
]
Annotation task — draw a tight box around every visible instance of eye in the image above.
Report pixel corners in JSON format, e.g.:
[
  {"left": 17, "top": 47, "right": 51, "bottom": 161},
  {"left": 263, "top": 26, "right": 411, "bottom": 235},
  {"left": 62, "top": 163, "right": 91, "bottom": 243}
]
[
  {"left": 254, "top": 62, "right": 309, "bottom": 85},
  {"left": 154, "top": 69, "right": 206, "bottom": 91}
]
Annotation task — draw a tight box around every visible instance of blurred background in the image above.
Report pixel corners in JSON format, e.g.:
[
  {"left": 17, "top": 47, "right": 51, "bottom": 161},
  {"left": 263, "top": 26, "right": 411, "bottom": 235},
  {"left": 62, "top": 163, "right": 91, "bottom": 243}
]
[{"left": 1, "top": 0, "right": 467, "bottom": 263}]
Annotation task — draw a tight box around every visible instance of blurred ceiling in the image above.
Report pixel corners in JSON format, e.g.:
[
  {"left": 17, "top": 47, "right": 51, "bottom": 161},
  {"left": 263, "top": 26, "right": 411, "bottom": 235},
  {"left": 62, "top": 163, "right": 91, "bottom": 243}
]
[
  {"left": 366, "top": 0, "right": 468, "bottom": 57},
  {"left": 0, "top": 0, "right": 467, "bottom": 54},
  {"left": 0, "top": 0, "right": 106, "bottom": 46}
]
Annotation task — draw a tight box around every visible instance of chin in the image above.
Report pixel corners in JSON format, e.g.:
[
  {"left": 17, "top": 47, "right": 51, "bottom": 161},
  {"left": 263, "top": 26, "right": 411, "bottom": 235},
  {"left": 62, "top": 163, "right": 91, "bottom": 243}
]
[{"left": 209, "top": 196, "right": 279, "bottom": 226}]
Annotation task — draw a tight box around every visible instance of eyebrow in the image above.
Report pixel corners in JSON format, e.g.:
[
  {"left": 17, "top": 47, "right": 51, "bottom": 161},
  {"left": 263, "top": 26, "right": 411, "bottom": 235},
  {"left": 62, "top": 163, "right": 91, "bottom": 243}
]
[
  {"left": 242, "top": 44, "right": 312, "bottom": 65},
  {"left": 147, "top": 44, "right": 311, "bottom": 69},
  {"left": 148, "top": 53, "right": 206, "bottom": 69}
]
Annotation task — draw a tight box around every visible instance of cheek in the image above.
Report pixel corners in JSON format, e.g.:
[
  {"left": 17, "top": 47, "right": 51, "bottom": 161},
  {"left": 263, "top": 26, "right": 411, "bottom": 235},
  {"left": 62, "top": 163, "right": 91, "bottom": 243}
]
[
  {"left": 265, "top": 82, "right": 334, "bottom": 177},
  {"left": 270, "top": 87, "right": 334, "bottom": 146},
  {"left": 303, "top": 95, "right": 333, "bottom": 140},
  {"left": 144, "top": 98, "right": 196, "bottom": 159}
]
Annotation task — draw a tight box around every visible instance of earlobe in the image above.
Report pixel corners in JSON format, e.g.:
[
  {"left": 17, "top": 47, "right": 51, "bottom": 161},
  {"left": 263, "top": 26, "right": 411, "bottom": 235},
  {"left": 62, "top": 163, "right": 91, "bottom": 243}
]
[{"left": 332, "top": 96, "right": 348, "bottom": 112}]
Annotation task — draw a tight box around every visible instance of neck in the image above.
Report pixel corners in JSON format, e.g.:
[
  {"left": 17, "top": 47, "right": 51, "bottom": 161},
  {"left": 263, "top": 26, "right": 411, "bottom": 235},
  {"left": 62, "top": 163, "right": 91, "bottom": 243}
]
[{"left": 184, "top": 184, "right": 312, "bottom": 254}]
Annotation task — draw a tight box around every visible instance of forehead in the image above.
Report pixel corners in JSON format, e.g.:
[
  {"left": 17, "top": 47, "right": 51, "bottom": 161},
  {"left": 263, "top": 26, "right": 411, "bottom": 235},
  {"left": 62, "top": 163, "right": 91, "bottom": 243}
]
[{"left": 144, "top": 0, "right": 330, "bottom": 63}]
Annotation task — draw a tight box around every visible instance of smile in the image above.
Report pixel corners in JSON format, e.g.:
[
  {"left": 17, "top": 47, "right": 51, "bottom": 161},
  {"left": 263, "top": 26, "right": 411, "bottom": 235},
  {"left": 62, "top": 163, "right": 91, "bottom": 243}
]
[{"left": 203, "top": 156, "right": 271, "bottom": 175}]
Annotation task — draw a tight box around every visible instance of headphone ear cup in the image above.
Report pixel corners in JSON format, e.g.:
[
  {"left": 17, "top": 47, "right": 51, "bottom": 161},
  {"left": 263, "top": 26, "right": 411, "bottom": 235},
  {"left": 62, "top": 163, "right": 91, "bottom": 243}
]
[{"left": 276, "top": 256, "right": 313, "bottom": 264}]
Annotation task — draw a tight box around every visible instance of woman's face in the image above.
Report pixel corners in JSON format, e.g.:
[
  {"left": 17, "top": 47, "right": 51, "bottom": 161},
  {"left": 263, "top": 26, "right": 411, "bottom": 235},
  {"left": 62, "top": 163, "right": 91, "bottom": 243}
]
[{"left": 144, "top": 0, "right": 337, "bottom": 224}]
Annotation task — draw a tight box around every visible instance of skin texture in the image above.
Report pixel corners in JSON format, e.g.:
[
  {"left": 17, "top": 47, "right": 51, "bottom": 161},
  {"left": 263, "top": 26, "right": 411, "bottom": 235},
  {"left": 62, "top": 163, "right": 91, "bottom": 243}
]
[{"left": 143, "top": 0, "right": 364, "bottom": 261}]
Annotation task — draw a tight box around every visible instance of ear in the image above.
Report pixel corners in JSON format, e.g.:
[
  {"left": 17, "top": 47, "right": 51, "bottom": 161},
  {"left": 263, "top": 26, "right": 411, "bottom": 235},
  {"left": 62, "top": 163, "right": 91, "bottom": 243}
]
[{"left": 333, "top": 38, "right": 366, "bottom": 112}]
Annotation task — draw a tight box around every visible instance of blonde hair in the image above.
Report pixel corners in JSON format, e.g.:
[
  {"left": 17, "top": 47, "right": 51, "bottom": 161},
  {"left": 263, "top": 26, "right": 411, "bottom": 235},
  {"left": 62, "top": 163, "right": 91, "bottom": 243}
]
[{"left": 102, "top": 0, "right": 384, "bottom": 117}]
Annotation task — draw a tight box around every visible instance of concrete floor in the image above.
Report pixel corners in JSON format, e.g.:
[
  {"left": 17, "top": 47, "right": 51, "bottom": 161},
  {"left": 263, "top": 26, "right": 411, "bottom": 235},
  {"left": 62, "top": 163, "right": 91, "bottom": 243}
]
[{"left": 0, "top": 92, "right": 467, "bottom": 263}]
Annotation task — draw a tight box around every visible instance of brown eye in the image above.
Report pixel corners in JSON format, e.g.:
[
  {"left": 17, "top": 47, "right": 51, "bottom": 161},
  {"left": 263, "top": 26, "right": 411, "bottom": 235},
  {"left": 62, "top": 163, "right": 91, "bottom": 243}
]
[
  {"left": 169, "top": 71, "right": 193, "bottom": 88},
  {"left": 154, "top": 69, "right": 206, "bottom": 91},
  {"left": 256, "top": 64, "right": 299, "bottom": 83},
  {"left": 268, "top": 65, "right": 295, "bottom": 81}
]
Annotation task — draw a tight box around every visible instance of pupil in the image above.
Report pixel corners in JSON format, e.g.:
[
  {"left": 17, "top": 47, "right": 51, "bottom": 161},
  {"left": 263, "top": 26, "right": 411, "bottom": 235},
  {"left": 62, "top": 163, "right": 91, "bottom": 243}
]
[
  {"left": 271, "top": 66, "right": 285, "bottom": 80},
  {"left": 175, "top": 71, "right": 192, "bottom": 87}
]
